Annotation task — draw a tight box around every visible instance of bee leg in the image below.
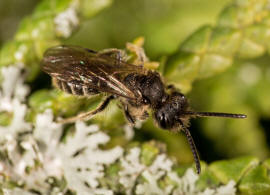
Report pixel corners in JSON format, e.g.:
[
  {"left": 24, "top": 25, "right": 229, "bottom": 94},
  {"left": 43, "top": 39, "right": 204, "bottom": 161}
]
[
  {"left": 124, "top": 105, "right": 135, "bottom": 124},
  {"left": 166, "top": 84, "right": 176, "bottom": 90},
  {"left": 57, "top": 95, "right": 115, "bottom": 124},
  {"left": 166, "top": 84, "right": 186, "bottom": 96},
  {"left": 178, "top": 119, "right": 201, "bottom": 174},
  {"left": 166, "top": 84, "right": 179, "bottom": 94},
  {"left": 126, "top": 42, "right": 147, "bottom": 66}
]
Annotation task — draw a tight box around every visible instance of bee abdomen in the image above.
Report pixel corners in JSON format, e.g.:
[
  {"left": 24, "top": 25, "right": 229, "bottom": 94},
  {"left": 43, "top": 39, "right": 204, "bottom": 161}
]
[{"left": 53, "top": 78, "right": 99, "bottom": 96}]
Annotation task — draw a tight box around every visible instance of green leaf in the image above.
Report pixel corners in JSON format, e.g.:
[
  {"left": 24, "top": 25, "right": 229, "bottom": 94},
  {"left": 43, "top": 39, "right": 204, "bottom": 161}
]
[
  {"left": 164, "top": 51, "right": 200, "bottom": 92},
  {"left": 239, "top": 165, "right": 270, "bottom": 195},
  {"left": 209, "top": 156, "right": 259, "bottom": 183},
  {"left": 207, "top": 27, "right": 241, "bottom": 56},
  {"left": 140, "top": 142, "right": 160, "bottom": 166},
  {"left": 196, "top": 168, "right": 220, "bottom": 191},
  {"left": 238, "top": 38, "right": 265, "bottom": 58},
  {"left": 262, "top": 158, "right": 270, "bottom": 170},
  {"left": 80, "top": 0, "right": 113, "bottom": 18},
  {"left": 198, "top": 54, "right": 232, "bottom": 78},
  {"left": 164, "top": 0, "right": 270, "bottom": 92},
  {"left": 181, "top": 25, "right": 212, "bottom": 53}
]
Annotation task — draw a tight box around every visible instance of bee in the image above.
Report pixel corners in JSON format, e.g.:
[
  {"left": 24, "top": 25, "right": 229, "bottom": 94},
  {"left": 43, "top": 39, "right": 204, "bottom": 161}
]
[{"left": 41, "top": 45, "right": 247, "bottom": 174}]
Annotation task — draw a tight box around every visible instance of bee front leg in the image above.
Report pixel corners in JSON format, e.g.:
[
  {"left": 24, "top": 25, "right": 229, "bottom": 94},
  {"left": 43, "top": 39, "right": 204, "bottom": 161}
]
[
  {"left": 124, "top": 104, "right": 135, "bottom": 124},
  {"left": 57, "top": 95, "right": 115, "bottom": 124}
]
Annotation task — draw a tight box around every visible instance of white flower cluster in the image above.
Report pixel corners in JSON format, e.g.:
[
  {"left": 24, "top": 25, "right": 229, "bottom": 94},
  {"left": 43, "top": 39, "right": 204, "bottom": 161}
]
[
  {"left": 0, "top": 66, "right": 237, "bottom": 195},
  {"left": 54, "top": 0, "right": 79, "bottom": 38},
  {"left": 118, "top": 147, "right": 236, "bottom": 195},
  {"left": 0, "top": 66, "right": 123, "bottom": 194},
  {"left": 59, "top": 121, "right": 123, "bottom": 194}
]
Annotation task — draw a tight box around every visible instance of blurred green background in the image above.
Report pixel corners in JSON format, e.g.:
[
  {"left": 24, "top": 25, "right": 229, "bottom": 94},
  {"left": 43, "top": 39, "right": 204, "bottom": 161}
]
[
  {"left": 0, "top": 0, "right": 231, "bottom": 56},
  {"left": 1, "top": 0, "right": 269, "bottom": 167}
]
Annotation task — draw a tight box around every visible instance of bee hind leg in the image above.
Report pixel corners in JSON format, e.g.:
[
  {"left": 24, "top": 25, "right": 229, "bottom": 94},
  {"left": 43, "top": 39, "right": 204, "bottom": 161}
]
[{"left": 57, "top": 95, "right": 115, "bottom": 124}]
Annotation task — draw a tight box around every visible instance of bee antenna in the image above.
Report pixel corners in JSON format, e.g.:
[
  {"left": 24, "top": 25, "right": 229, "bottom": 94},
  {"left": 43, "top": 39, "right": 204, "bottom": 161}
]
[
  {"left": 178, "top": 119, "right": 201, "bottom": 174},
  {"left": 181, "top": 111, "right": 247, "bottom": 119}
]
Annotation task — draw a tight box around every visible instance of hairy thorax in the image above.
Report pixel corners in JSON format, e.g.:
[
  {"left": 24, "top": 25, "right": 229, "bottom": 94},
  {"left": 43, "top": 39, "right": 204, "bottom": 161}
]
[{"left": 126, "top": 103, "right": 149, "bottom": 121}]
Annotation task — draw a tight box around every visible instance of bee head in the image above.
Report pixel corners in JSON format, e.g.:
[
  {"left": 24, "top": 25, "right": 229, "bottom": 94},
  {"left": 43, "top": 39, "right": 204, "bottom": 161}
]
[{"left": 154, "top": 92, "right": 188, "bottom": 129}]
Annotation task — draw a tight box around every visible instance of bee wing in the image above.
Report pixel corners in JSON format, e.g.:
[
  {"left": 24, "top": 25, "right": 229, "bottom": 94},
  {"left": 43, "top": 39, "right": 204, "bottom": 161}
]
[{"left": 41, "top": 45, "right": 145, "bottom": 100}]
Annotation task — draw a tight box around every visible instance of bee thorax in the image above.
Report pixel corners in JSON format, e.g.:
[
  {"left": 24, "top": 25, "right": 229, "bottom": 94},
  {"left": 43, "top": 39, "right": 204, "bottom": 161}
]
[{"left": 124, "top": 71, "right": 166, "bottom": 107}]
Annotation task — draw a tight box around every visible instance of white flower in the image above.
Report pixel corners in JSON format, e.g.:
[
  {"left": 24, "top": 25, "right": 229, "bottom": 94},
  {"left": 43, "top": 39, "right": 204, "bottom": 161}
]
[
  {"left": 136, "top": 170, "right": 166, "bottom": 195},
  {"left": 170, "top": 169, "right": 236, "bottom": 195},
  {"left": 59, "top": 121, "right": 123, "bottom": 193},
  {"left": 149, "top": 154, "right": 173, "bottom": 174},
  {"left": 0, "top": 66, "right": 30, "bottom": 137},
  {"left": 0, "top": 65, "right": 29, "bottom": 104},
  {"left": 119, "top": 147, "right": 145, "bottom": 193},
  {"left": 123, "top": 124, "right": 135, "bottom": 140},
  {"left": 170, "top": 169, "right": 199, "bottom": 194},
  {"left": 216, "top": 180, "right": 236, "bottom": 195},
  {"left": 119, "top": 147, "right": 175, "bottom": 195},
  {"left": 3, "top": 188, "right": 36, "bottom": 195},
  {"left": 54, "top": 1, "right": 79, "bottom": 38},
  {"left": 33, "top": 110, "right": 63, "bottom": 177}
]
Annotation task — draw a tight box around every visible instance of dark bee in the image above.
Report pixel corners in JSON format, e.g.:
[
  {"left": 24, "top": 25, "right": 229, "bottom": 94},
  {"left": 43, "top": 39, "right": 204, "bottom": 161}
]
[{"left": 41, "top": 45, "right": 247, "bottom": 174}]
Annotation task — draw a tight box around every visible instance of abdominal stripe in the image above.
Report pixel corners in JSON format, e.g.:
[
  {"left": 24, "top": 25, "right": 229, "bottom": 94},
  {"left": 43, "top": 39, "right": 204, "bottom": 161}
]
[{"left": 53, "top": 78, "right": 99, "bottom": 96}]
